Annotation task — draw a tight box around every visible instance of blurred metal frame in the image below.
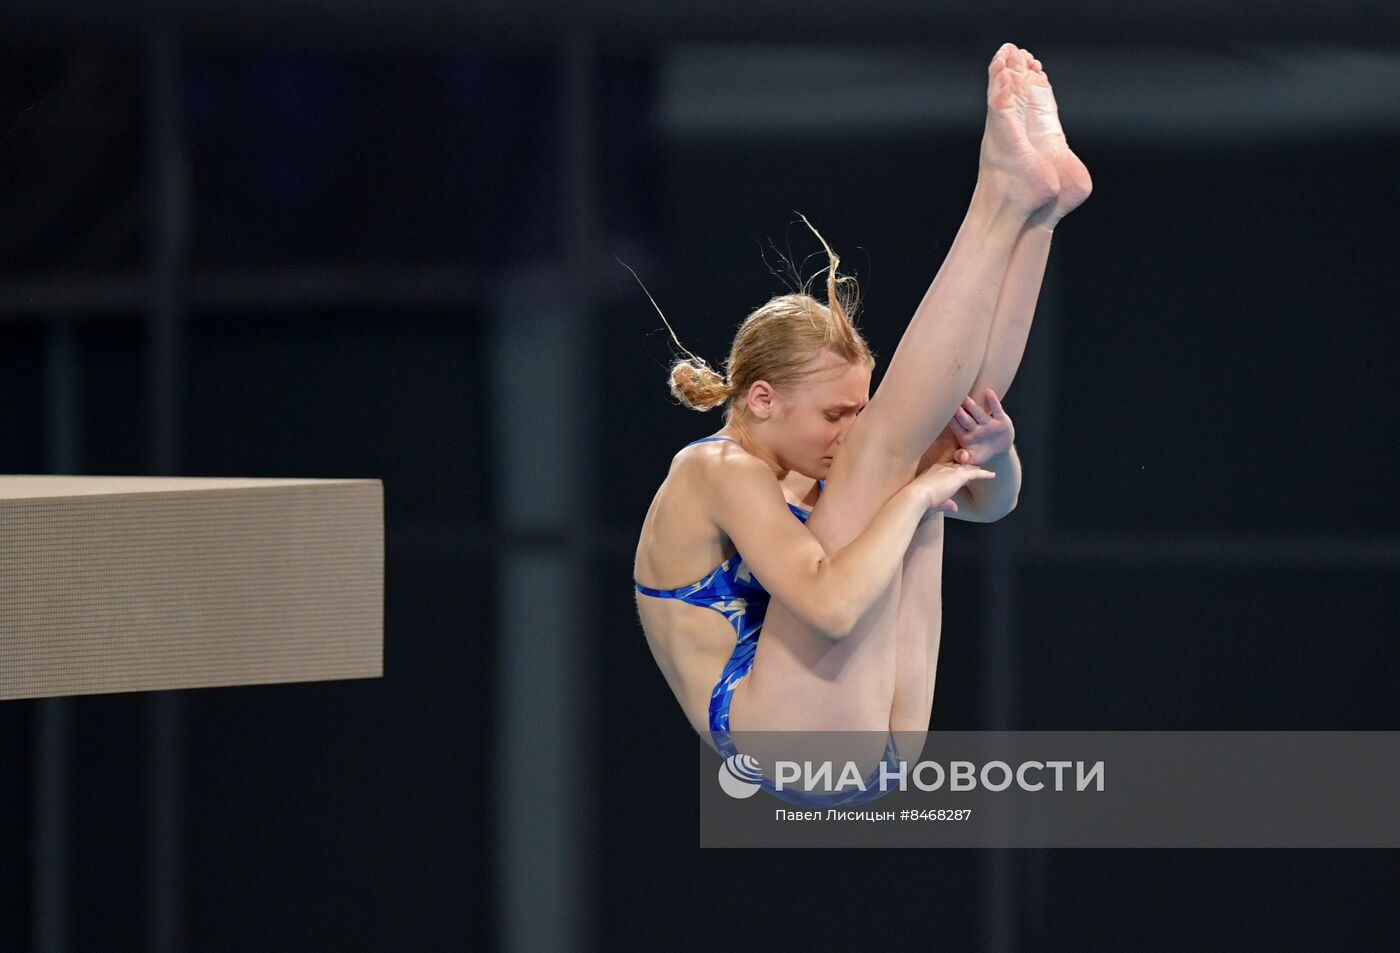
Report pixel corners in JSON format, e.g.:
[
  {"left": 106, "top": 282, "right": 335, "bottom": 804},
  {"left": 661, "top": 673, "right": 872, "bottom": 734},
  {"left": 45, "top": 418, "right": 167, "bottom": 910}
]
[{"left": 145, "top": 25, "right": 189, "bottom": 953}]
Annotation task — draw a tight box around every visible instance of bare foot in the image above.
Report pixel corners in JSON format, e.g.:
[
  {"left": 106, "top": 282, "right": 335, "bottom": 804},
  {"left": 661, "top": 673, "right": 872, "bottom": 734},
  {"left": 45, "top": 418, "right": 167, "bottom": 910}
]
[
  {"left": 1015, "top": 48, "right": 1093, "bottom": 228},
  {"left": 977, "top": 43, "right": 1059, "bottom": 216}
]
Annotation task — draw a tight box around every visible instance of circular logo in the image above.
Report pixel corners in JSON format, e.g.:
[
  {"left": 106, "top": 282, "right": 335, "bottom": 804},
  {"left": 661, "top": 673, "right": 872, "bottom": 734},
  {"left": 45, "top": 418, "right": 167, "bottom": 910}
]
[{"left": 717, "top": 753, "right": 765, "bottom": 798}]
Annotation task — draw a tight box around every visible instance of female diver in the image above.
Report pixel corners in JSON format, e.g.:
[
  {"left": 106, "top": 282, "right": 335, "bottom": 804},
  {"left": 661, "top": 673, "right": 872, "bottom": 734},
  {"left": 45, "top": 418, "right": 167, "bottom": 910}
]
[{"left": 633, "top": 44, "right": 1092, "bottom": 796}]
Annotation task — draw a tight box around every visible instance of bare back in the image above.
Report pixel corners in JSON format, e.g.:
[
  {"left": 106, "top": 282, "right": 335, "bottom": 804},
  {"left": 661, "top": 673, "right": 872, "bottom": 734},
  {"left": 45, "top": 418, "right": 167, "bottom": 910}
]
[{"left": 633, "top": 437, "right": 820, "bottom": 740}]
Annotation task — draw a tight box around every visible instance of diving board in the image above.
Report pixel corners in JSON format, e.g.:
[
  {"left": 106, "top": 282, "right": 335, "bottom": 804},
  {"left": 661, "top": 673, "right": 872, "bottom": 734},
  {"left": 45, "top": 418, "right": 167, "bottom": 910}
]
[{"left": 1, "top": 476, "right": 383, "bottom": 700}]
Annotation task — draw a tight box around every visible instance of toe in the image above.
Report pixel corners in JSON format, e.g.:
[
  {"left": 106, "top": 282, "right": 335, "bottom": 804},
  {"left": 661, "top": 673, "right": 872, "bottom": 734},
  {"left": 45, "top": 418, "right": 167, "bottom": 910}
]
[{"left": 988, "top": 68, "right": 1013, "bottom": 107}]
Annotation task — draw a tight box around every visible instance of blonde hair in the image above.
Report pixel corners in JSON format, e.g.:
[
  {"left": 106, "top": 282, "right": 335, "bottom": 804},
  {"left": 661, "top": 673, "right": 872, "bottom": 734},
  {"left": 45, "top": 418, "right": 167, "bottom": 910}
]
[{"left": 626, "top": 213, "right": 875, "bottom": 424}]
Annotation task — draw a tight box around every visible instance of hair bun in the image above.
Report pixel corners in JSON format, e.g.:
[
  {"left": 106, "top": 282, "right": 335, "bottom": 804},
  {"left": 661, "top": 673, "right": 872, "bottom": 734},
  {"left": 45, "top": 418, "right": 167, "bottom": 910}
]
[{"left": 669, "top": 358, "right": 729, "bottom": 413}]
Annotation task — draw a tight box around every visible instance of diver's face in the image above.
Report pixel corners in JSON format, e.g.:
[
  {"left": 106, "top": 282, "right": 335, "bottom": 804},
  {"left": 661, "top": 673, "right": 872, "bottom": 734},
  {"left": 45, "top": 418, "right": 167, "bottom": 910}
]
[{"left": 774, "top": 351, "right": 871, "bottom": 477}]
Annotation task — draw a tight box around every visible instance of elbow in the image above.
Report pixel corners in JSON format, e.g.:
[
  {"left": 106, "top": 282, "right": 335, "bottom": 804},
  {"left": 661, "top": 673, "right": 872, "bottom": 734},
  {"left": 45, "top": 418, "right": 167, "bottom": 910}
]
[
  {"left": 980, "top": 493, "right": 1019, "bottom": 524},
  {"left": 993, "top": 495, "right": 1020, "bottom": 523},
  {"left": 813, "top": 596, "right": 858, "bottom": 644}
]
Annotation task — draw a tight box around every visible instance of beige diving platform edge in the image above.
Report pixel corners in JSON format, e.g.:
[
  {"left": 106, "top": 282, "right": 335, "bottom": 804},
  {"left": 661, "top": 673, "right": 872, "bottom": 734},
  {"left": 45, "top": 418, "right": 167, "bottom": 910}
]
[{"left": 1, "top": 476, "right": 383, "bottom": 701}]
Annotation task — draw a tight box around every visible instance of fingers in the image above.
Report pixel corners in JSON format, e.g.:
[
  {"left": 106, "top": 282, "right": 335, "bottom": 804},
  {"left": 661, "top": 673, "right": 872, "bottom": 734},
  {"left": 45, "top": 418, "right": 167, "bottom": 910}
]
[
  {"left": 961, "top": 395, "right": 991, "bottom": 426},
  {"left": 983, "top": 388, "right": 1007, "bottom": 420},
  {"left": 928, "top": 461, "right": 994, "bottom": 477}
]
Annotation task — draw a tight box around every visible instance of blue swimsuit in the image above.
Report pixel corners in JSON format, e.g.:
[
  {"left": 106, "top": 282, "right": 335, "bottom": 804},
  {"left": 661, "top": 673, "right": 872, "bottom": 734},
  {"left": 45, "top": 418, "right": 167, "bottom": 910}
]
[{"left": 635, "top": 436, "right": 902, "bottom": 806}]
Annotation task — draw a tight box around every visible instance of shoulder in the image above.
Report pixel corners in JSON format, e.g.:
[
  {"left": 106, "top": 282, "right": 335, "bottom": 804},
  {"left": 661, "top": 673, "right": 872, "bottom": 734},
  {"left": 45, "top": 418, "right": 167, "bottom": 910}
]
[
  {"left": 673, "top": 436, "right": 768, "bottom": 487},
  {"left": 680, "top": 445, "right": 796, "bottom": 532}
]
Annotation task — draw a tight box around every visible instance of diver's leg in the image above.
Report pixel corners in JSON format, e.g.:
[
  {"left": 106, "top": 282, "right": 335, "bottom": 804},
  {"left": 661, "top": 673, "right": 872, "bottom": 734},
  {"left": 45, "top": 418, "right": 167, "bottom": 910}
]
[
  {"left": 888, "top": 216, "right": 1052, "bottom": 742},
  {"left": 884, "top": 219, "right": 1047, "bottom": 747},
  {"left": 888, "top": 510, "right": 947, "bottom": 742},
  {"left": 957, "top": 50, "right": 1092, "bottom": 406},
  {"left": 795, "top": 43, "right": 1055, "bottom": 551},
  {"left": 890, "top": 48, "right": 1094, "bottom": 746},
  {"left": 800, "top": 44, "right": 1057, "bottom": 549},
  {"left": 736, "top": 45, "right": 1055, "bottom": 746}
]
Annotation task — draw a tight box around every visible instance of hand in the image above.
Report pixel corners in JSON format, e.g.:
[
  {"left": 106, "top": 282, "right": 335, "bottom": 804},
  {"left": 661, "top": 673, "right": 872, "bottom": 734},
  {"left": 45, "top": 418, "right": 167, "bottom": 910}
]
[
  {"left": 949, "top": 387, "right": 1015, "bottom": 466},
  {"left": 911, "top": 461, "right": 997, "bottom": 514}
]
